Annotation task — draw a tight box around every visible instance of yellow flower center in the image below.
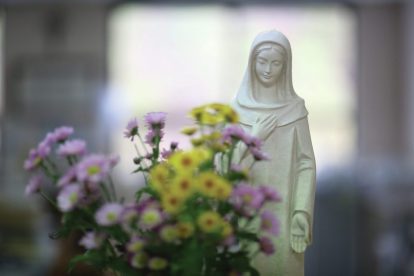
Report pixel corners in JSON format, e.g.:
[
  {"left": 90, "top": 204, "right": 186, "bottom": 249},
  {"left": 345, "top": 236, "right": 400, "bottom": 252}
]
[
  {"left": 106, "top": 212, "right": 116, "bottom": 222},
  {"left": 180, "top": 180, "right": 189, "bottom": 190},
  {"left": 150, "top": 258, "right": 168, "bottom": 270},
  {"left": 87, "top": 165, "right": 100, "bottom": 176},
  {"left": 205, "top": 180, "right": 214, "bottom": 189},
  {"left": 34, "top": 157, "right": 42, "bottom": 166},
  {"left": 128, "top": 241, "right": 144, "bottom": 252},
  {"left": 169, "top": 197, "right": 178, "bottom": 206},
  {"left": 198, "top": 211, "right": 222, "bottom": 233},
  {"left": 263, "top": 219, "right": 271, "bottom": 228},
  {"left": 177, "top": 223, "right": 194, "bottom": 238},
  {"left": 132, "top": 252, "right": 148, "bottom": 268},
  {"left": 69, "top": 192, "right": 78, "bottom": 204},
  {"left": 181, "top": 156, "right": 192, "bottom": 167},
  {"left": 144, "top": 213, "right": 156, "bottom": 223},
  {"left": 242, "top": 194, "right": 252, "bottom": 204},
  {"left": 155, "top": 173, "right": 165, "bottom": 182},
  {"left": 161, "top": 226, "right": 178, "bottom": 242}
]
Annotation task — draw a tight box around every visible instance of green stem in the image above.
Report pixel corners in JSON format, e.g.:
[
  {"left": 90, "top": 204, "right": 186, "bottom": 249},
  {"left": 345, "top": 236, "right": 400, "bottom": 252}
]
[
  {"left": 100, "top": 182, "right": 112, "bottom": 202},
  {"left": 153, "top": 135, "right": 161, "bottom": 163},
  {"left": 134, "top": 142, "right": 153, "bottom": 174},
  {"left": 66, "top": 156, "right": 74, "bottom": 166},
  {"left": 133, "top": 142, "right": 143, "bottom": 158},
  {"left": 108, "top": 175, "right": 117, "bottom": 202},
  {"left": 137, "top": 134, "right": 150, "bottom": 156},
  {"left": 40, "top": 163, "right": 53, "bottom": 178},
  {"left": 135, "top": 138, "right": 154, "bottom": 172},
  {"left": 39, "top": 191, "right": 59, "bottom": 210},
  {"left": 143, "top": 173, "right": 149, "bottom": 186},
  {"left": 78, "top": 218, "right": 96, "bottom": 229},
  {"left": 106, "top": 239, "right": 118, "bottom": 258},
  {"left": 40, "top": 162, "right": 59, "bottom": 182},
  {"left": 45, "top": 157, "right": 59, "bottom": 174}
]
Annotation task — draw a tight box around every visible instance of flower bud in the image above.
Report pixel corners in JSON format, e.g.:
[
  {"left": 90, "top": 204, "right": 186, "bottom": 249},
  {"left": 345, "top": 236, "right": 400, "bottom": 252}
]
[{"left": 133, "top": 157, "right": 142, "bottom": 165}]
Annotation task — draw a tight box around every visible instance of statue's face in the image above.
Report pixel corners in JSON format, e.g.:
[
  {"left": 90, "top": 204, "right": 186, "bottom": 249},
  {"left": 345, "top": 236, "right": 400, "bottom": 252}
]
[{"left": 254, "top": 49, "right": 284, "bottom": 87}]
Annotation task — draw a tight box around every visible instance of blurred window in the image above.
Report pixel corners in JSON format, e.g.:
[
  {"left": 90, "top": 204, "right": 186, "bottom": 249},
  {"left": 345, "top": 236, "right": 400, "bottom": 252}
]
[{"left": 107, "top": 4, "right": 356, "bottom": 188}]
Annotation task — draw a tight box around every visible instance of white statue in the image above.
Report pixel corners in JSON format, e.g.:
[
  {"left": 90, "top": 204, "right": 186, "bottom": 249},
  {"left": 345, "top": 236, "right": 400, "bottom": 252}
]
[{"left": 232, "top": 30, "right": 316, "bottom": 276}]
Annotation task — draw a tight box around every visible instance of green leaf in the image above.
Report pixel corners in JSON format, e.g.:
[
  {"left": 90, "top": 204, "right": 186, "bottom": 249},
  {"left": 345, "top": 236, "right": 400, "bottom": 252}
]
[
  {"left": 107, "top": 257, "right": 138, "bottom": 275},
  {"left": 135, "top": 186, "right": 156, "bottom": 202},
  {"left": 67, "top": 250, "right": 105, "bottom": 273},
  {"left": 217, "top": 201, "right": 232, "bottom": 214},
  {"left": 237, "top": 231, "right": 259, "bottom": 242},
  {"left": 199, "top": 160, "right": 214, "bottom": 172},
  {"left": 104, "top": 225, "right": 129, "bottom": 244},
  {"left": 248, "top": 266, "right": 260, "bottom": 276},
  {"left": 51, "top": 210, "right": 94, "bottom": 240},
  {"left": 228, "top": 253, "right": 251, "bottom": 273},
  {"left": 173, "top": 239, "right": 204, "bottom": 276},
  {"left": 227, "top": 171, "right": 248, "bottom": 181},
  {"left": 132, "top": 166, "right": 148, "bottom": 173}
]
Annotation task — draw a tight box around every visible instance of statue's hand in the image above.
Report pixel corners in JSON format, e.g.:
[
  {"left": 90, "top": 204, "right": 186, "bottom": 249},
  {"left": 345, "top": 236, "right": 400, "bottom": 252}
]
[
  {"left": 251, "top": 114, "right": 278, "bottom": 141},
  {"left": 290, "top": 212, "right": 310, "bottom": 253}
]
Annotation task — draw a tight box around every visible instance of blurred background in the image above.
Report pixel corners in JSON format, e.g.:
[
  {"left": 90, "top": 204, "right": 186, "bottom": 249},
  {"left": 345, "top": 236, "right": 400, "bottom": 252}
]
[{"left": 0, "top": 0, "right": 413, "bottom": 275}]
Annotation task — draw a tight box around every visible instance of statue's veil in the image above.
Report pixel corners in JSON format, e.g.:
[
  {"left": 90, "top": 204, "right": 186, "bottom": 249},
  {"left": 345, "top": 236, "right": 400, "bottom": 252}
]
[{"left": 231, "top": 30, "right": 308, "bottom": 127}]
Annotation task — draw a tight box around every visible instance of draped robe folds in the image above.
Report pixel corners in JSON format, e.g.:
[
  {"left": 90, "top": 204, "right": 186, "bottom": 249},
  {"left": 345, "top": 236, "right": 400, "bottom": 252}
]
[
  {"left": 231, "top": 30, "right": 316, "bottom": 276},
  {"left": 235, "top": 115, "right": 316, "bottom": 276}
]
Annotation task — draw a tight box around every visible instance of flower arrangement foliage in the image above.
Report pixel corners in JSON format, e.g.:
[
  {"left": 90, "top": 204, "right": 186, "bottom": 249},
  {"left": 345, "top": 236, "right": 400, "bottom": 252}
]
[{"left": 24, "top": 103, "right": 281, "bottom": 276}]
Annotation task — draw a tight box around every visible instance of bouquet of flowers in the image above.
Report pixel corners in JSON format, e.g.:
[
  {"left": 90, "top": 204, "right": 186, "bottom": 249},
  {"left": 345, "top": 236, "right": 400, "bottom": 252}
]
[{"left": 24, "top": 103, "right": 281, "bottom": 276}]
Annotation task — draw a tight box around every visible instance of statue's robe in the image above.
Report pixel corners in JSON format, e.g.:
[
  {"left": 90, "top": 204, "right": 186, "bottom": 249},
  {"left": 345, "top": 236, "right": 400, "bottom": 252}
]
[{"left": 236, "top": 115, "right": 316, "bottom": 276}]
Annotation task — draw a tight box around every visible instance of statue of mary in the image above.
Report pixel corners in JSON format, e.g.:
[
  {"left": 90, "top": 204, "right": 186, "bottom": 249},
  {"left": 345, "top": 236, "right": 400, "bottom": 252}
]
[{"left": 232, "top": 30, "right": 316, "bottom": 276}]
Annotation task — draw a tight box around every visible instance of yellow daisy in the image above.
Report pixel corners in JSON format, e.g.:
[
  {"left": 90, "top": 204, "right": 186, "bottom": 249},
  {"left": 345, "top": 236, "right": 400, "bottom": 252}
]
[
  {"left": 215, "top": 104, "right": 239, "bottom": 124},
  {"left": 190, "top": 137, "right": 205, "bottom": 147},
  {"left": 148, "top": 257, "right": 168, "bottom": 270},
  {"left": 197, "top": 211, "right": 223, "bottom": 233},
  {"left": 161, "top": 192, "right": 184, "bottom": 215},
  {"left": 202, "top": 131, "right": 222, "bottom": 142},
  {"left": 181, "top": 126, "right": 198, "bottom": 136},
  {"left": 192, "top": 147, "right": 213, "bottom": 163},
  {"left": 213, "top": 179, "right": 233, "bottom": 201},
  {"left": 197, "top": 171, "right": 223, "bottom": 198},
  {"left": 210, "top": 142, "right": 228, "bottom": 153},
  {"left": 189, "top": 103, "right": 239, "bottom": 126},
  {"left": 189, "top": 103, "right": 226, "bottom": 126},
  {"left": 189, "top": 106, "right": 204, "bottom": 122},
  {"left": 169, "top": 151, "right": 199, "bottom": 173},
  {"left": 149, "top": 163, "right": 170, "bottom": 193},
  {"left": 160, "top": 225, "right": 178, "bottom": 243},
  {"left": 176, "top": 221, "right": 195, "bottom": 239},
  {"left": 170, "top": 174, "right": 195, "bottom": 199},
  {"left": 200, "top": 109, "right": 225, "bottom": 126},
  {"left": 225, "top": 109, "right": 239, "bottom": 123}
]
